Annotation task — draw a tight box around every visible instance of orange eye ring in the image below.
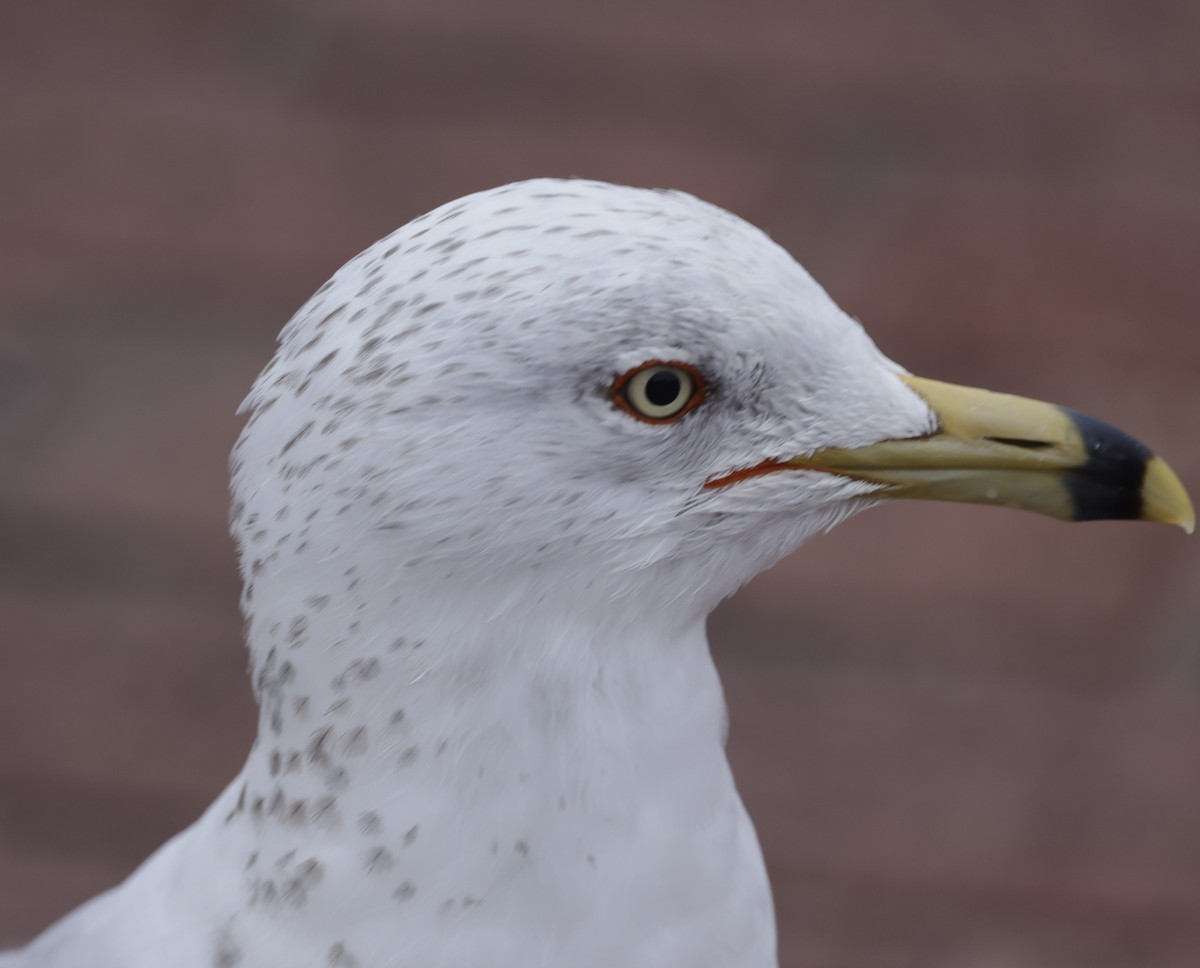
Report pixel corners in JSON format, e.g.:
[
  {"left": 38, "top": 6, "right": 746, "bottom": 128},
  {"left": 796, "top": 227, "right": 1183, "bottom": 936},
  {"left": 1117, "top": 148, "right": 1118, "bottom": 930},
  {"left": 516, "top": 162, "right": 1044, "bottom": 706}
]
[{"left": 612, "top": 360, "right": 708, "bottom": 424}]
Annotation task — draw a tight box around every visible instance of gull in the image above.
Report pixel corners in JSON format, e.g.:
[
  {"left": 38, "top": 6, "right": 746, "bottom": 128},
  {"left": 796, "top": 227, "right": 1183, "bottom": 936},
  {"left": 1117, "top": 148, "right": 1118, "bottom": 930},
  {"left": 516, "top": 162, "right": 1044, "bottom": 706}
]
[{"left": 5, "top": 179, "right": 1192, "bottom": 968}]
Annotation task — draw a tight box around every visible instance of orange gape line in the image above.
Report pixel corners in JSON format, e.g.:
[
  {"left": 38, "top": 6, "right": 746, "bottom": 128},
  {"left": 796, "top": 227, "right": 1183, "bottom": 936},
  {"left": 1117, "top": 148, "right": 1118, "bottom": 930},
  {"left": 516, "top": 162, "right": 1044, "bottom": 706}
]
[{"left": 703, "top": 459, "right": 797, "bottom": 490}]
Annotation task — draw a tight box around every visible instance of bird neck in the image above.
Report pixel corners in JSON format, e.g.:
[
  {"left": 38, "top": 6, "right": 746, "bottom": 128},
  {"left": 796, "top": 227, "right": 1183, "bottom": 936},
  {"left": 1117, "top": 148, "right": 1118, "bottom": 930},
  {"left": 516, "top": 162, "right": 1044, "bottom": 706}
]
[
  {"left": 178, "top": 564, "right": 771, "bottom": 966},
  {"left": 221, "top": 557, "right": 734, "bottom": 862}
]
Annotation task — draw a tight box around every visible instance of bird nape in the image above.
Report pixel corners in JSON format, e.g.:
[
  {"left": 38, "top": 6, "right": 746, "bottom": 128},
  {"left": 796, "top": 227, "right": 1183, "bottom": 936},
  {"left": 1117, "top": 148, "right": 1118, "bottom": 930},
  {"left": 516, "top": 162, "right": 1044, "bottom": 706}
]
[{"left": 6, "top": 179, "right": 1192, "bottom": 968}]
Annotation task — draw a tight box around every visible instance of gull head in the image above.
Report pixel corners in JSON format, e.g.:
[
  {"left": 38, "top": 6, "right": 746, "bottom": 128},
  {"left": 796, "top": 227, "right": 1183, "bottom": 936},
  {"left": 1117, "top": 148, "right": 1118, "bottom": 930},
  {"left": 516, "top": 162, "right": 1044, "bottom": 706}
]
[
  {"left": 231, "top": 179, "right": 1192, "bottom": 632},
  {"left": 232, "top": 181, "right": 925, "bottom": 626}
]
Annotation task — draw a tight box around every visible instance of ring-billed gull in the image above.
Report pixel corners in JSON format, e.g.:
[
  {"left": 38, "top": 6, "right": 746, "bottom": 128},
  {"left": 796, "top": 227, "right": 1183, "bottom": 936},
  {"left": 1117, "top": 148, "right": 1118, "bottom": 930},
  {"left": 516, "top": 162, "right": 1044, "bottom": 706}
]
[{"left": 6, "top": 179, "right": 1192, "bottom": 968}]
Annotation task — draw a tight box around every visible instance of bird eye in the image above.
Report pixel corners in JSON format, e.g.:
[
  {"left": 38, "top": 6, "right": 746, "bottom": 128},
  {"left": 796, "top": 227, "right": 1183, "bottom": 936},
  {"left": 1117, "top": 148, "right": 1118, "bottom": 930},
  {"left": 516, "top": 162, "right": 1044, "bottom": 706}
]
[{"left": 612, "top": 361, "right": 707, "bottom": 423}]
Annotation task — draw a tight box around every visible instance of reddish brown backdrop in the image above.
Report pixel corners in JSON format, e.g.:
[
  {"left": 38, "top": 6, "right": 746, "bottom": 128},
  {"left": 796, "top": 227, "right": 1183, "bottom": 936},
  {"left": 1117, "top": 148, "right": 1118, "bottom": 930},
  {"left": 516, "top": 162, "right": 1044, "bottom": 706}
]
[{"left": 1, "top": 2, "right": 1198, "bottom": 966}]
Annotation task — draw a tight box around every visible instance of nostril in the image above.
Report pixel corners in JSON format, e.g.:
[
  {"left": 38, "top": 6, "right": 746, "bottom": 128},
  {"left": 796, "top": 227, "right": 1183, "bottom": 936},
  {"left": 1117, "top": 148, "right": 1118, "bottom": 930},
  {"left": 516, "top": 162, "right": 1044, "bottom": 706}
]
[{"left": 984, "top": 436, "right": 1054, "bottom": 450}]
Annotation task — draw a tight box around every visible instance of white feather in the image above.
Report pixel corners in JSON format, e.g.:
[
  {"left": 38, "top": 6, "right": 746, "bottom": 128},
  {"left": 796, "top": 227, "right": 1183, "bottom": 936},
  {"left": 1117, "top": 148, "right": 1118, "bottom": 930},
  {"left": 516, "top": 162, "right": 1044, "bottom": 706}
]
[{"left": 9, "top": 179, "right": 933, "bottom": 968}]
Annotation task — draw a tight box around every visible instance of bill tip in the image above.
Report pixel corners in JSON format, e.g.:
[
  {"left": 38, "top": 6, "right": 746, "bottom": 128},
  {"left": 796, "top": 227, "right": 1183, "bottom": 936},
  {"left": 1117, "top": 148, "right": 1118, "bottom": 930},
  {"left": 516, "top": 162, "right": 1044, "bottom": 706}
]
[{"left": 1141, "top": 455, "right": 1194, "bottom": 535}]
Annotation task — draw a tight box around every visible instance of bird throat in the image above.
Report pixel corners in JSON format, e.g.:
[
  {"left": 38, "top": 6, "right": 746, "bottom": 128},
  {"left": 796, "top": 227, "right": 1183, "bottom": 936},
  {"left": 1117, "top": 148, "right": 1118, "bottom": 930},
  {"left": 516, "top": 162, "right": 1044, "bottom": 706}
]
[{"left": 186, "top": 567, "right": 764, "bottom": 964}]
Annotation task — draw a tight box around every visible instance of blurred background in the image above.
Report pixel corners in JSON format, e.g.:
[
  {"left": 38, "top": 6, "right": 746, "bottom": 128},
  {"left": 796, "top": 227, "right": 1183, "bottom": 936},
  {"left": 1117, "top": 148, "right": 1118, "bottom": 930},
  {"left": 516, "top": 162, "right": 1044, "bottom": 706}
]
[{"left": 1, "top": 1, "right": 1198, "bottom": 965}]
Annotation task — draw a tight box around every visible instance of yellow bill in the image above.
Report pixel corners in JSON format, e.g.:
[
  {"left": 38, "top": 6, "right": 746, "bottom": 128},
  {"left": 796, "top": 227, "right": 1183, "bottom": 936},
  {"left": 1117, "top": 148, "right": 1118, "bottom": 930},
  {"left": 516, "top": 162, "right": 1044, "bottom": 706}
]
[{"left": 790, "top": 375, "right": 1194, "bottom": 532}]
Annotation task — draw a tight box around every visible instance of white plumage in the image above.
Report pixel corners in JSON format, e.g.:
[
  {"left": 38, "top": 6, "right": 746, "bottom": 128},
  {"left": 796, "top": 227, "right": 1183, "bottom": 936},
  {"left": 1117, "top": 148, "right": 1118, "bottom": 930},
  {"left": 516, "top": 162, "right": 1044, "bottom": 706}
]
[{"left": 4, "top": 179, "right": 998, "bottom": 968}]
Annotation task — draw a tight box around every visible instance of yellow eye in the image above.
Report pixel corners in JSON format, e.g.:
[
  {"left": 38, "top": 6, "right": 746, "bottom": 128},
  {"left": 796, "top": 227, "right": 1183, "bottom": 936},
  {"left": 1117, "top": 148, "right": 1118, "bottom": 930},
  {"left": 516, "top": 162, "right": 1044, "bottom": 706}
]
[{"left": 612, "top": 361, "right": 707, "bottom": 423}]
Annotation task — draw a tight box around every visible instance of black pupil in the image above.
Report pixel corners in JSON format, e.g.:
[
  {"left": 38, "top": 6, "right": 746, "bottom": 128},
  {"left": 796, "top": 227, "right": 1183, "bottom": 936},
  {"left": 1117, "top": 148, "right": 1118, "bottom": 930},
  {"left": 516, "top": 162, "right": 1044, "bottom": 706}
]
[{"left": 645, "top": 369, "right": 684, "bottom": 407}]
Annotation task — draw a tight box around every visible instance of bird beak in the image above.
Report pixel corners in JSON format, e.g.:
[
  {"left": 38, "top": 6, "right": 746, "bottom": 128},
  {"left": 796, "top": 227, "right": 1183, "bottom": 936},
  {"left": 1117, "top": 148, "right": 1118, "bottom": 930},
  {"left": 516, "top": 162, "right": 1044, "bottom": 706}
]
[{"left": 789, "top": 374, "right": 1195, "bottom": 532}]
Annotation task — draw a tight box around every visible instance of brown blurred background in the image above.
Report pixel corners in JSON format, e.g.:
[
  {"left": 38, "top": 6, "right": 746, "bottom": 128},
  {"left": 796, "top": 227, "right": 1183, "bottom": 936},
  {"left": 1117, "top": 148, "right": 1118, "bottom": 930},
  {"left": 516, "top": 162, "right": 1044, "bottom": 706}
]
[{"left": 1, "top": 1, "right": 1198, "bottom": 965}]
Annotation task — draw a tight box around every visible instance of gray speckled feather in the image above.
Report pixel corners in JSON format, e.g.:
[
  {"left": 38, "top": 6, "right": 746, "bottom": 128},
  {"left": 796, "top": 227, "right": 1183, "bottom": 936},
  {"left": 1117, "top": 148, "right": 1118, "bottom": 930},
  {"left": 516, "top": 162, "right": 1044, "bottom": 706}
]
[{"left": 6, "top": 179, "right": 935, "bottom": 968}]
